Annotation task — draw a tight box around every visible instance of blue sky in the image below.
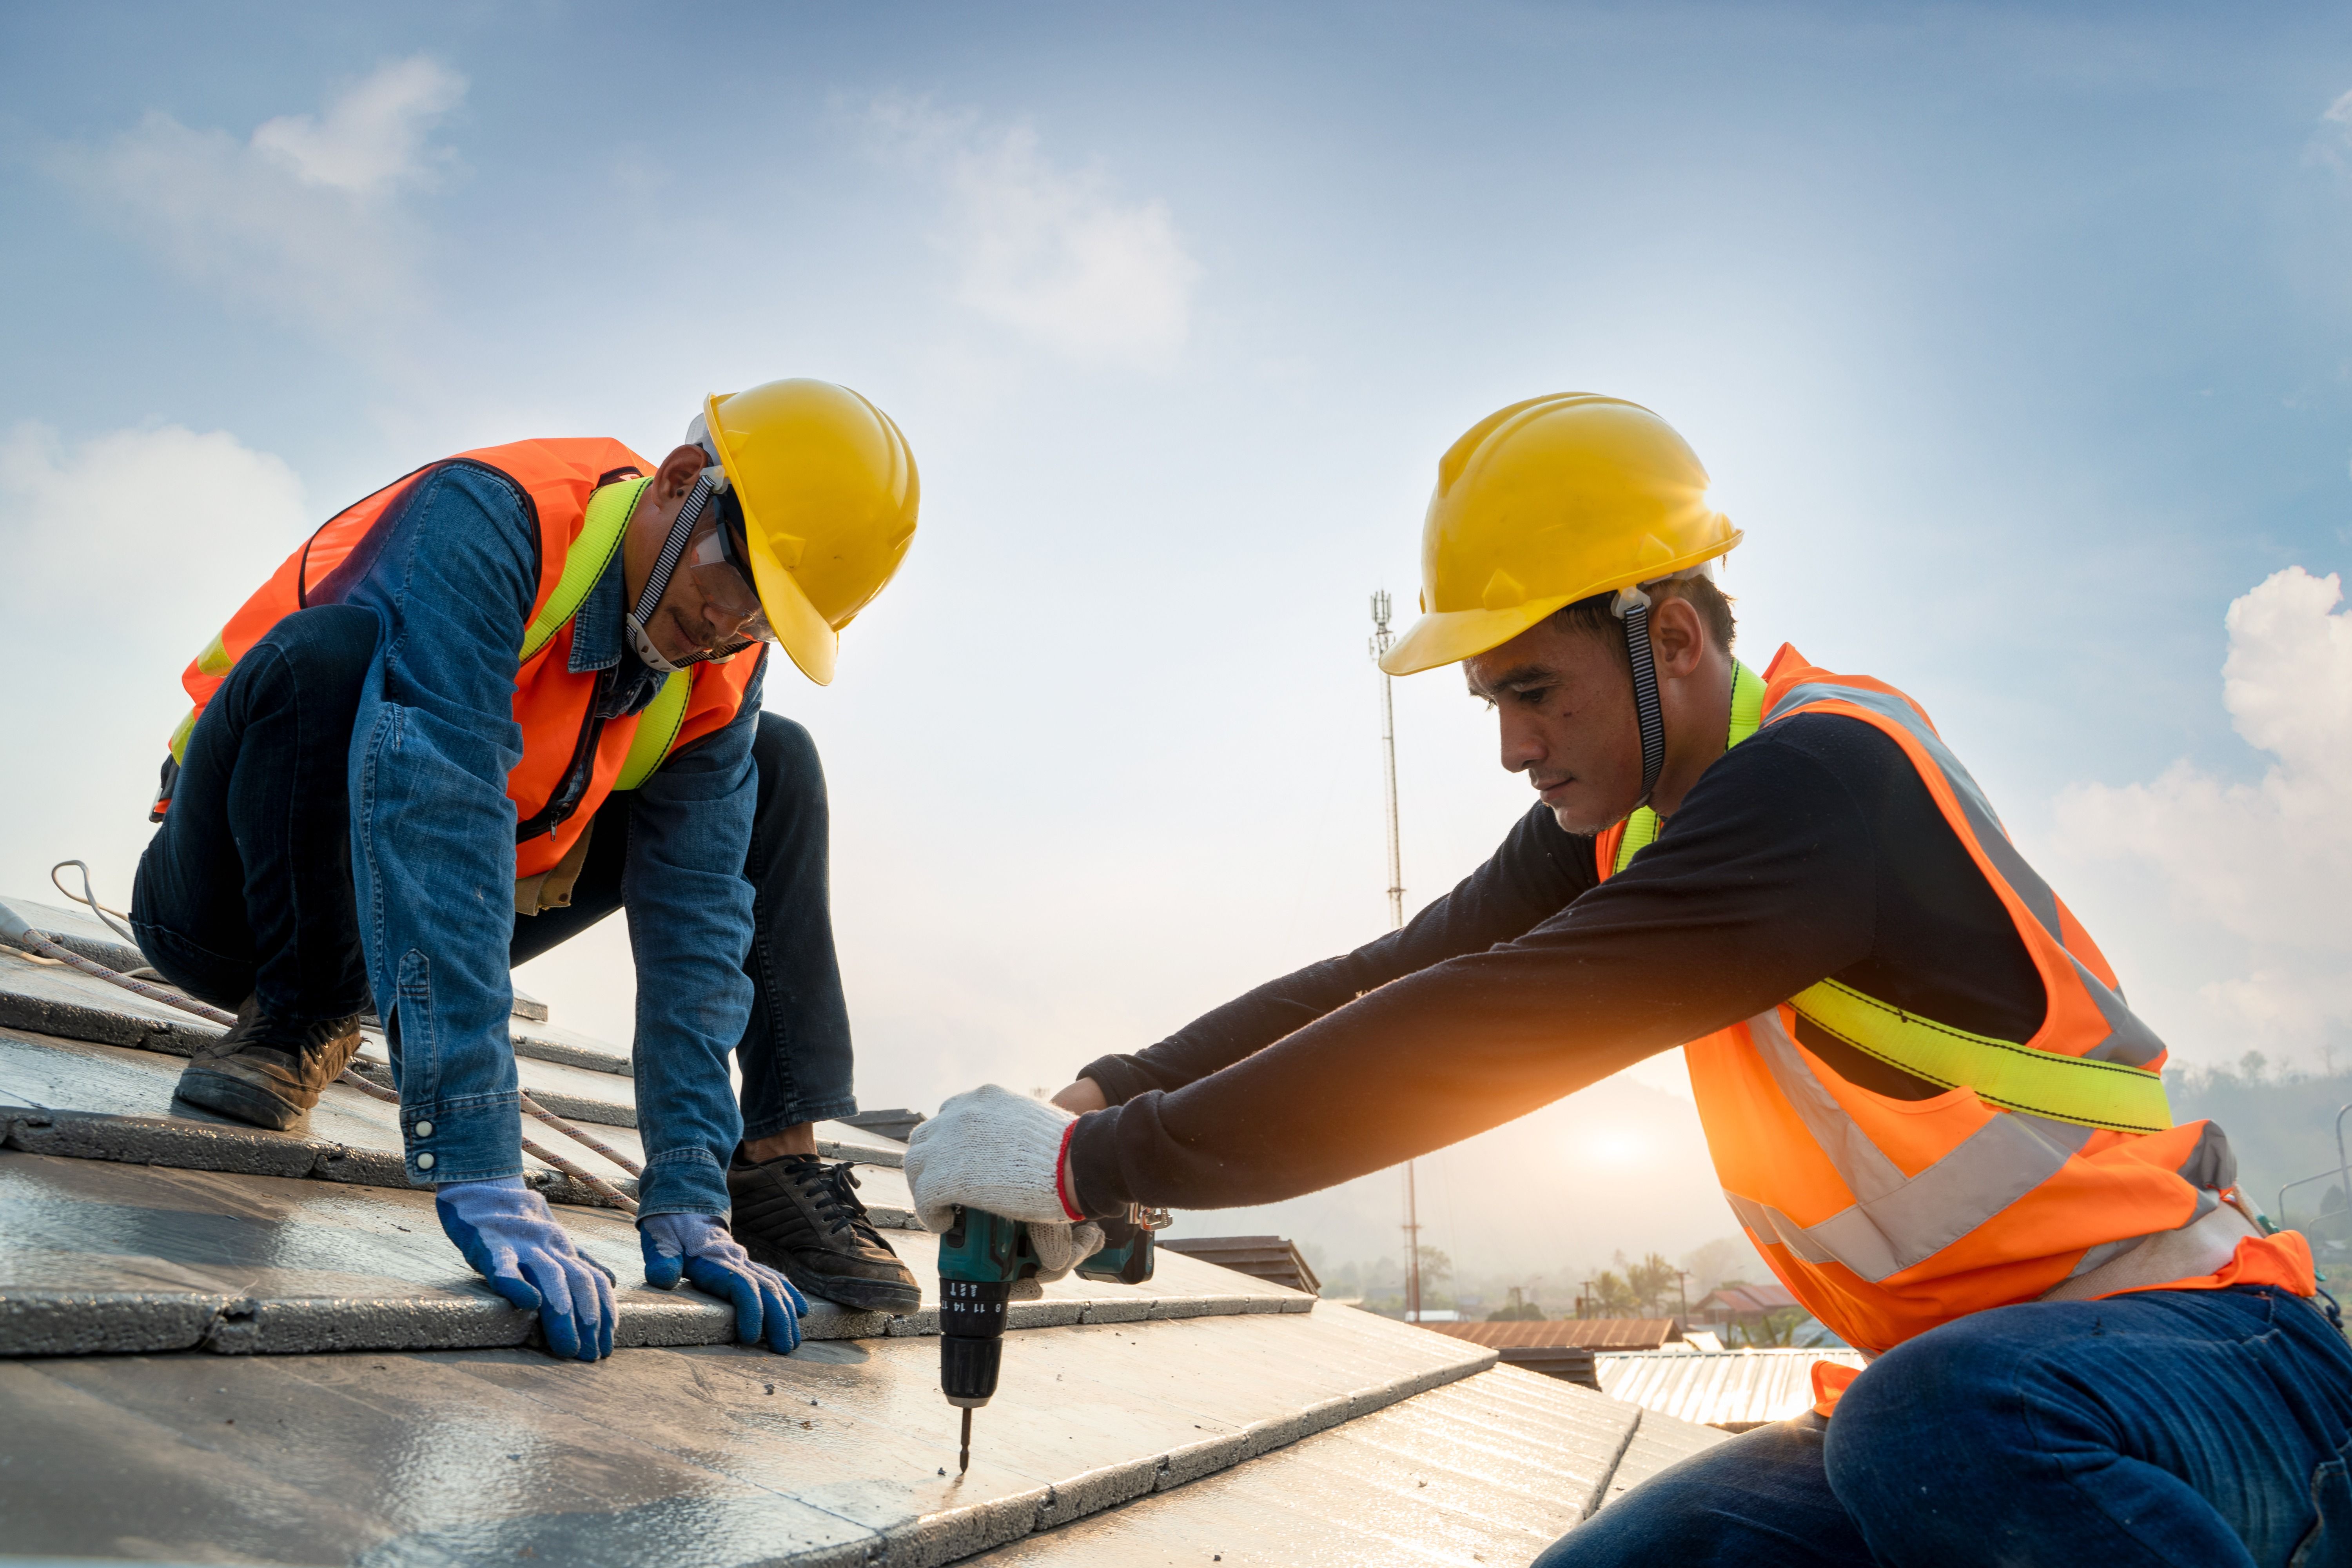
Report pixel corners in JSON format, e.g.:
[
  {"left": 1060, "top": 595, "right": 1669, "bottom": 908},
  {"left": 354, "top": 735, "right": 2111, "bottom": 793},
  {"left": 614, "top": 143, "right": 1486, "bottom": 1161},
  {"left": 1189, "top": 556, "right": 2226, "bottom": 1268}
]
[{"left": 5, "top": 2, "right": 2350, "bottom": 1277}]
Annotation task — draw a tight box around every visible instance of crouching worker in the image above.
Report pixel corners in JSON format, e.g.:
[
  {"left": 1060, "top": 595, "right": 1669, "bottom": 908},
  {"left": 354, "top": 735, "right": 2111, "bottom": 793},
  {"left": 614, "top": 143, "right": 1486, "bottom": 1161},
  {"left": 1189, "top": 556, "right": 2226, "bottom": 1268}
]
[
  {"left": 133, "top": 379, "right": 926, "bottom": 1361},
  {"left": 907, "top": 394, "right": 2352, "bottom": 1563}
]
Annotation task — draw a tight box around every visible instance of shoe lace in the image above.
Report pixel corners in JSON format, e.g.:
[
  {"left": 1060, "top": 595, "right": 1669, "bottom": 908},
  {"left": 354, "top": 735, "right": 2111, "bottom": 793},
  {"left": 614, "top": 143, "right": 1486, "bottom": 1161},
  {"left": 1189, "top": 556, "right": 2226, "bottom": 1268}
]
[{"left": 797, "top": 1159, "right": 886, "bottom": 1246}]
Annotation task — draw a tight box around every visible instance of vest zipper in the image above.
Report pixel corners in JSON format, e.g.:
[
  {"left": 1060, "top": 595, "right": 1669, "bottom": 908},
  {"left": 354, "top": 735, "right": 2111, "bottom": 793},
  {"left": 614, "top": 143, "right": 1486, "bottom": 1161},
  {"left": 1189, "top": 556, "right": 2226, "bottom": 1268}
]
[{"left": 515, "top": 666, "right": 615, "bottom": 842}]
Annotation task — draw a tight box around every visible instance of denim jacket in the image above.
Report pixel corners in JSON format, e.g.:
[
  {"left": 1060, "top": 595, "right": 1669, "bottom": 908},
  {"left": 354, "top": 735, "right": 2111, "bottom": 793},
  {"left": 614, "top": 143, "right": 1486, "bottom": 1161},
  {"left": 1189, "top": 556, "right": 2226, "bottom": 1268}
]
[{"left": 338, "top": 462, "right": 762, "bottom": 1217}]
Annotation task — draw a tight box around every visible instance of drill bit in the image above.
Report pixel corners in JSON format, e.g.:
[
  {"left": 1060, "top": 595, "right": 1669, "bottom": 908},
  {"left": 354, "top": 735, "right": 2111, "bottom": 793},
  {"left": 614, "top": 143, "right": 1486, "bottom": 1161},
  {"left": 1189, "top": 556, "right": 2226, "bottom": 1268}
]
[{"left": 959, "top": 1407, "right": 973, "bottom": 1473}]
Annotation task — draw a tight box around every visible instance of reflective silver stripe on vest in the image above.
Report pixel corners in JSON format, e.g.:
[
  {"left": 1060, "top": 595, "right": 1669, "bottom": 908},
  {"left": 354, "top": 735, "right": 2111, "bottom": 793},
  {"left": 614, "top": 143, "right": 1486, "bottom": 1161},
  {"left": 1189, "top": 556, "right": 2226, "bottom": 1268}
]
[
  {"left": 2052, "top": 1124, "right": 2230, "bottom": 1281},
  {"left": 1735, "top": 1009, "right": 2094, "bottom": 1282},
  {"left": 1769, "top": 680, "right": 2166, "bottom": 1071},
  {"left": 2055, "top": 1187, "right": 2223, "bottom": 1284}
]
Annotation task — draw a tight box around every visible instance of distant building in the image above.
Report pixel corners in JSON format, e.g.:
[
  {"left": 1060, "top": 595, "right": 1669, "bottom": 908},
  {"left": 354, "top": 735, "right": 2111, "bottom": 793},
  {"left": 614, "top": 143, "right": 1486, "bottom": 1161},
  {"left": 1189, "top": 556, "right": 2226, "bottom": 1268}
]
[
  {"left": 1691, "top": 1282, "right": 1799, "bottom": 1331},
  {"left": 1157, "top": 1234, "right": 1321, "bottom": 1296},
  {"left": 1599, "top": 1347, "right": 1870, "bottom": 1431},
  {"left": 1416, "top": 1318, "right": 1689, "bottom": 1388}
]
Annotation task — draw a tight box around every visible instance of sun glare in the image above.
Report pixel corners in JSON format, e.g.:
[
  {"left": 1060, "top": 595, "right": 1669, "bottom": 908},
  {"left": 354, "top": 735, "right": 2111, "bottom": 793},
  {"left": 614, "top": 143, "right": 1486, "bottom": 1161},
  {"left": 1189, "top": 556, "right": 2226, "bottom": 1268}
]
[{"left": 1581, "top": 1130, "right": 1650, "bottom": 1167}]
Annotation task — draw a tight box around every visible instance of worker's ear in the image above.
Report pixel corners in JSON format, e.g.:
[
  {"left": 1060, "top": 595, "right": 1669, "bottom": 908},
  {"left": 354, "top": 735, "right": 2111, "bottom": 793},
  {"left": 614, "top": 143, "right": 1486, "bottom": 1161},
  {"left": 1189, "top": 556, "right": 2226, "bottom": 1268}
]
[
  {"left": 652, "top": 443, "right": 709, "bottom": 501},
  {"left": 1649, "top": 594, "right": 1707, "bottom": 681}
]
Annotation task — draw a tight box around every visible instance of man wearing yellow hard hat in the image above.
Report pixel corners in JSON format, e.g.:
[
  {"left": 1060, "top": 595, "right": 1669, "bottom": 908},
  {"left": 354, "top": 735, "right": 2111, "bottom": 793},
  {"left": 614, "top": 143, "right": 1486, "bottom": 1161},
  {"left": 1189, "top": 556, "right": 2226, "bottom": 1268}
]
[
  {"left": 132, "top": 379, "right": 926, "bottom": 1361},
  {"left": 906, "top": 394, "right": 2347, "bottom": 1560}
]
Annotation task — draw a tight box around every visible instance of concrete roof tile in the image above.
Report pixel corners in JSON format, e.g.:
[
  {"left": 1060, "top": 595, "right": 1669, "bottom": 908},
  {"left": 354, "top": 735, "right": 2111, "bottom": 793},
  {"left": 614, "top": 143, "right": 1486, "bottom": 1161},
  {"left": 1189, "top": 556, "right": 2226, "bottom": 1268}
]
[
  {"left": 0, "top": 1023, "right": 909, "bottom": 1214},
  {"left": 967, "top": 1364, "right": 1726, "bottom": 1565},
  {"left": 1, "top": 1288, "right": 1493, "bottom": 1564},
  {"left": 0, "top": 1151, "right": 1310, "bottom": 1357}
]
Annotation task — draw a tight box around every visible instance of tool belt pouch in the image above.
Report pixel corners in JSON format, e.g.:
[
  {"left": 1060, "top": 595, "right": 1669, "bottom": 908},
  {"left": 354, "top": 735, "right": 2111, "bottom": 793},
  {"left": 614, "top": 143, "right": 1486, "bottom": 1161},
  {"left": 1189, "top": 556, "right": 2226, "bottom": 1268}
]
[{"left": 514, "top": 821, "right": 596, "bottom": 916}]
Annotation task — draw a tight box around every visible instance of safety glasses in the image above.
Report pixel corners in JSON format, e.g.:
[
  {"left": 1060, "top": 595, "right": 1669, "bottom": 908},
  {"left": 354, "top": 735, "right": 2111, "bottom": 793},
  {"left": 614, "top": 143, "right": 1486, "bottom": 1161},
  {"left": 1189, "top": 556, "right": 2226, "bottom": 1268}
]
[{"left": 684, "top": 511, "right": 777, "bottom": 646}]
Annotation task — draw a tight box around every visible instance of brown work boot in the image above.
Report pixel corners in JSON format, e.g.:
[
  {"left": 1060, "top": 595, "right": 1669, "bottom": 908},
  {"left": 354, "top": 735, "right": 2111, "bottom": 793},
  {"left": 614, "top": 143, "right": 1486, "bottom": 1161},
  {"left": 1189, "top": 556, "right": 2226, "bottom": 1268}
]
[
  {"left": 174, "top": 996, "right": 365, "bottom": 1131},
  {"left": 728, "top": 1153, "right": 923, "bottom": 1314}
]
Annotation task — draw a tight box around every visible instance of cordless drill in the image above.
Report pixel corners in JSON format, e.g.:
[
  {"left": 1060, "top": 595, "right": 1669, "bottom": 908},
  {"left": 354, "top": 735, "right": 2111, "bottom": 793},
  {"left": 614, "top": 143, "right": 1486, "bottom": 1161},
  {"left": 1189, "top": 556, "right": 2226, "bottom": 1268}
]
[{"left": 938, "top": 1205, "right": 1158, "bottom": 1471}]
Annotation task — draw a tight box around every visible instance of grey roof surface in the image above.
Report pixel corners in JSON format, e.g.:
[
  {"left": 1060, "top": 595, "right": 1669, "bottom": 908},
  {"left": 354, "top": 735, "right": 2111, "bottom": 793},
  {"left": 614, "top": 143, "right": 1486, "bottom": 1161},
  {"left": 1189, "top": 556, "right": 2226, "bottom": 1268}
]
[
  {"left": 0, "top": 892, "right": 1729, "bottom": 1563},
  {"left": 968, "top": 1361, "right": 1735, "bottom": 1565},
  {"left": 1596, "top": 1346, "right": 1869, "bottom": 1431}
]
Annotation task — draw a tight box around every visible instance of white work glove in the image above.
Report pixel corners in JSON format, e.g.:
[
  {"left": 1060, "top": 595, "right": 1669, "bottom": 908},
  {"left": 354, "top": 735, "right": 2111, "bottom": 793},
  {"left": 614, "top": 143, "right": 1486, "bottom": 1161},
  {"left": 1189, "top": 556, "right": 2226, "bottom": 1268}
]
[{"left": 905, "top": 1083, "right": 1106, "bottom": 1282}]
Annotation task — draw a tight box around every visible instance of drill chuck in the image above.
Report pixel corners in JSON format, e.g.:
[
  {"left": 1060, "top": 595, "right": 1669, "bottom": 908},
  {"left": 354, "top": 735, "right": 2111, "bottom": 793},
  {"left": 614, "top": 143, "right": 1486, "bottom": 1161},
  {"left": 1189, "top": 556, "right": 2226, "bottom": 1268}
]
[{"left": 938, "top": 1276, "right": 1011, "bottom": 1408}]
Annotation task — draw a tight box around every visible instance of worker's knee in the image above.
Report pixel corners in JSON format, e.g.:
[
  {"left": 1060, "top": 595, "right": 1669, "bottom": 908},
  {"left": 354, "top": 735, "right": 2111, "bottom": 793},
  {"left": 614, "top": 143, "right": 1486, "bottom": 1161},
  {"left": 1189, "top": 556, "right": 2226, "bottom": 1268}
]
[
  {"left": 1534, "top": 1416, "right": 1860, "bottom": 1566},
  {"left": 752, "top": 712, "right": 826, "bottom": 800},
  {"left": 250, "top": 605, "right": 379, "bottom": 709},
  {"left": 1821, "top": 1314, "right": 2030, "bottom": 1527}
]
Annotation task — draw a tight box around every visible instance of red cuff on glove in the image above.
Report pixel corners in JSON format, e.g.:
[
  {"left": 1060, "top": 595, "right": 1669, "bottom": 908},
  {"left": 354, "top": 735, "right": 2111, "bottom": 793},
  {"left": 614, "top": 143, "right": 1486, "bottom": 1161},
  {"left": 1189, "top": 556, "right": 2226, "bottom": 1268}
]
[{"left": 1056, "top": 1121, "right": 1083, "bottom": 1221}]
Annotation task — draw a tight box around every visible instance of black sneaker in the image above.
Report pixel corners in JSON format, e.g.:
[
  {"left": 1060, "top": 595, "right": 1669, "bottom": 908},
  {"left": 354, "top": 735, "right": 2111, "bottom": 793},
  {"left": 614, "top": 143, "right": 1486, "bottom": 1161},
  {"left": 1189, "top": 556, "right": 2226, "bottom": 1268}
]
[
  {"left": 174, "top": 996, "right": 365, "bottom": 1132},
  {"left": 728, "top": 1153, "right": 923, "bottom": 1314}
]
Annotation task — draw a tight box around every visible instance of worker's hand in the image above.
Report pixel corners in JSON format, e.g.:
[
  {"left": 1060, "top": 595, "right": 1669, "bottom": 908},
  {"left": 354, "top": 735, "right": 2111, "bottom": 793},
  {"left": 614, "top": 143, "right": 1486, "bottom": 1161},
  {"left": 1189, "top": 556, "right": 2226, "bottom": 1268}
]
[
  {"left": 1049, "top": 1078, "right": 1108, "bottom": 1114},
  {"left": 435, "top": 1177, "right": 618, "bottom": 1362},
  {"left": 905, "top": 1083, "right": 1083, "bottom": 1232},
  {"left": 1027, "top": 1220, "right": 1107, "bottom": 1283},
  {"left": 639, "top": 1212, "right": 806, "bottom": 1353}
]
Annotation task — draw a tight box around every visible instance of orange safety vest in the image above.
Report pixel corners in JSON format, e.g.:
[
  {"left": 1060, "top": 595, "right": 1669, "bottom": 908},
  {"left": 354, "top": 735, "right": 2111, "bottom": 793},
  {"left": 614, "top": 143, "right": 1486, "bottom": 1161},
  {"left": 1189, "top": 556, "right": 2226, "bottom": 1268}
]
[
  {"left": 165, "top": 438, "right": 762, "bottom": 885},
  {"left": 1597, "top": 645, "right": 2311, "bottom": 1359}
]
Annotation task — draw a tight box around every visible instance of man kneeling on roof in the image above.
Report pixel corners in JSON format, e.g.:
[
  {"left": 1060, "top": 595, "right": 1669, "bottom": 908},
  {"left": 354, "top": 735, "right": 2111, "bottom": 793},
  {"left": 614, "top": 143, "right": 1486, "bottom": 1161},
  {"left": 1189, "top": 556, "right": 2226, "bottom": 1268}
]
[
  {"left": 906, "top": 394, "right": 2352, "bottom": 1564},
  {"left": 134, "top": 380, "right": 925, "bottom": 1361}
]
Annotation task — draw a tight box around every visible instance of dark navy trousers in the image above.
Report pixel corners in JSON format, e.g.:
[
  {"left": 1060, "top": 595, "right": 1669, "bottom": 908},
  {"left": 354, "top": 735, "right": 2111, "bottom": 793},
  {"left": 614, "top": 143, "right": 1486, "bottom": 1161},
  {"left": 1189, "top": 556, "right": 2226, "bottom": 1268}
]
[
  {"left": 1541, "top": 1285, "right": 2352, "bottom": 1568},
  {"left": 132, "top": 604, "right": 857, "bottom": 1139}
]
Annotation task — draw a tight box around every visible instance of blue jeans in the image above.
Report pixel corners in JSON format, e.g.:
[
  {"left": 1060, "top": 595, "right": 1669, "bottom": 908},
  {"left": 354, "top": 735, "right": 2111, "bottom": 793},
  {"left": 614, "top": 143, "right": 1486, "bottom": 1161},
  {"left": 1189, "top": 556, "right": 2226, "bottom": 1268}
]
[
  {"left": 1541, "top": 1287, "right": 2352, "bottom": 1568},
  {"left": 134, "top": 605, "right": 857, "bottom": 1174},
  {"left": 509, "top": 710, "right": 857, "bottom": 1137}
]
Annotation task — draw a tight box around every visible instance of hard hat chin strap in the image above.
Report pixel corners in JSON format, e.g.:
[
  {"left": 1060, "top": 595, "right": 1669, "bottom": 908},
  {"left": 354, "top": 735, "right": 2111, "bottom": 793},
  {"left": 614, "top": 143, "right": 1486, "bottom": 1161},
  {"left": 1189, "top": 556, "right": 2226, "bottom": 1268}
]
[
  {"left": 1612, "top": 584, "right": 1668, "bottom": 809},
  {"left": 626, "top": 472, "right": 719, "bottom": 676}
]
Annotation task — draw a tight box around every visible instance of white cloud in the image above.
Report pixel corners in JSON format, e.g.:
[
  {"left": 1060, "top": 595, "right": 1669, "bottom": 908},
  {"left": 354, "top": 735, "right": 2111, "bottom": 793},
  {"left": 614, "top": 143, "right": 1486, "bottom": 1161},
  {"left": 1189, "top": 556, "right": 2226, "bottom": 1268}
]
[
  {"left": 249, "top": 56, "right": 464, "bottom": 194},
  {"left": 874, "top": 99, "right": 1201, "bottom": 368},
  {"left": 0, "top": 424, "right": 311, "bottom": 909},
  {"left": 48, "top": 57, "right": 465, "bottom": 337},
  {"left": 2052, "top": 567, "right": 2352, "bottom": 1065}
]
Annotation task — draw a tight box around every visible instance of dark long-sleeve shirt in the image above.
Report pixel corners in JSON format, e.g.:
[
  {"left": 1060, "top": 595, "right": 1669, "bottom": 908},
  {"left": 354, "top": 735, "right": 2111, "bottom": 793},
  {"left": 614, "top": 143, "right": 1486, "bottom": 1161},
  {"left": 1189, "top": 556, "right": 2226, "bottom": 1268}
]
[{"left": 1064, "top": 709, "right": 2050, "bottom": 1217}]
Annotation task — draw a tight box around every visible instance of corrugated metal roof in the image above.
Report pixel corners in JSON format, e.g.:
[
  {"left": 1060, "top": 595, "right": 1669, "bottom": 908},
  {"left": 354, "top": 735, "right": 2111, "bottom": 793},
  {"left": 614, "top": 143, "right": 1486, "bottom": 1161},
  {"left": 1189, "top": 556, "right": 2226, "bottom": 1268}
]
[
  {"left": 1596, "top": 1347, "right": 1869, "bottom": 1431},
  {"left": 1160, "top": 1234, "right": 1321, "bottom": 1295},
  {"left": 1694, "top": 1282, "right": 1800, "bottom": 1315},
  {"left": 1422, "top": 1318, "right": 1682, "bottom": 1351}
]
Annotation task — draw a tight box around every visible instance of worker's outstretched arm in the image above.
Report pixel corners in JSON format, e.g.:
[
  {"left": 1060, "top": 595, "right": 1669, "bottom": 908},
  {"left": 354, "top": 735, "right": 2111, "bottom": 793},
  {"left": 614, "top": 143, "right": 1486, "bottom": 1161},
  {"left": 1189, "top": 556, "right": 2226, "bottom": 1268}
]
[
  {"left": 341, "top": 463, "right": 539, "bottom": 1187},
  {"left": 1071, "top": 803, "right": 1599, "bottom": 1105},
  {"left": 1062, "top": 730, "right": 1881, "bottom": 1215}
]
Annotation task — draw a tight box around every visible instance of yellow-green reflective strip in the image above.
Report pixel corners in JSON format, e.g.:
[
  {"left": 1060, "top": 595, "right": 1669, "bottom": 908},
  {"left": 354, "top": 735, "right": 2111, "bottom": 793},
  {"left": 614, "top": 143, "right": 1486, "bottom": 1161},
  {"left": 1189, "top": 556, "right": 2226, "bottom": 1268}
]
[
  {"left": 522, "top": 477, "right": 649, "bottom": 664},
  {"left": 167, "top": 708, "right": 198, "bottom": 765},
  {"left": 195, "top": 633, "right": 233, "bottom": 677},
  {"left": 1789, "top": 978, "right": 2175, "bottom": 1134},
  {"left": 614, "top": 670, "right": 691, "bottom": 791},
  {"left": 1614, "top": 659, "right": 1765, "bottom": 874}
]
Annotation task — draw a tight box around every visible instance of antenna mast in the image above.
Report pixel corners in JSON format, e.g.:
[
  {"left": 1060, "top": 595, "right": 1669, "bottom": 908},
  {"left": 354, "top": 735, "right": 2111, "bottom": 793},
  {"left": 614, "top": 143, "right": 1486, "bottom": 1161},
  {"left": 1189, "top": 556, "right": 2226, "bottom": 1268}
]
[
  {"left": 1371, "top": 590, "right": 1419, "bottom": 1321},
  {"left": 1369, "top": 592, "right": 1405, "bottom": 929}
]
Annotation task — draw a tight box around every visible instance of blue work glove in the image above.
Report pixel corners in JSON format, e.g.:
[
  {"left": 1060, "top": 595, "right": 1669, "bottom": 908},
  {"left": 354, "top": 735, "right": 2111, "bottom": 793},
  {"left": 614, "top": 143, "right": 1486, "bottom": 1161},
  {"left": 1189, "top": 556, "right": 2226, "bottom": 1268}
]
[
  {"left": 434, "top": 1177, "right": 619, "bottom": 1362},
  {"left": 639, "top": 1212, "right": 807, "bottom": 1353}
]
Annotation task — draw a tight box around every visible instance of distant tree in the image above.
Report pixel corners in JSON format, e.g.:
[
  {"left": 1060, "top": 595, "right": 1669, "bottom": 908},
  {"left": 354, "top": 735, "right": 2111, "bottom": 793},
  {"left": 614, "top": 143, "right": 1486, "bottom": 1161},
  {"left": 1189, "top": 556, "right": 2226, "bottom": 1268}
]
[
  {"left": 1589, "top": 1270, "right": 1639, "bottom": 1316},
  {"left": 1414, "top": 1245, "right": 1453, "bottom": 1298},
  {"left": 1627, "top": 1252, "right": 1679, "bottom": 1316},
  {"left": 1487, "top": 1286, "right": 1545, "bottom": 1321},
  {"left": 2241, "top": 1051, "right": 2270, "bottom": 1083},
  {"left": 1730, "top": 1307, "right": 1811, "bottom": 1348}
]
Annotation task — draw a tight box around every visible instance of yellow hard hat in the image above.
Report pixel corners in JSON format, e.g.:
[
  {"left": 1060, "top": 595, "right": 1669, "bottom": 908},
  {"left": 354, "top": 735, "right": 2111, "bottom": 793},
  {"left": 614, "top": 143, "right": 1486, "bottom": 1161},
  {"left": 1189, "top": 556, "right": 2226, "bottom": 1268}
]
[
  {"left": 701, "top": 378, "right": 919, "bottom": 686},
  {"left": 1379, "top": 393, "right": 1740, "bottom": 677}
]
